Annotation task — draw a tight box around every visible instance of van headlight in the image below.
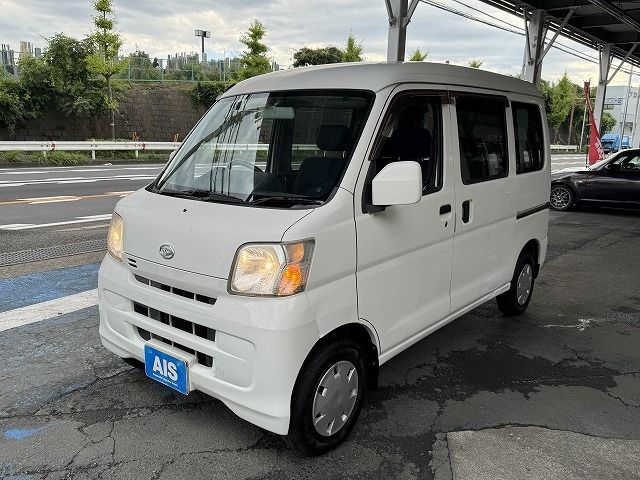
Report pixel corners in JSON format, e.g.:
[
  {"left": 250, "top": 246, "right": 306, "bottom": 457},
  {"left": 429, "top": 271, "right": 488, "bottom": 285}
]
[
  {"left": 229, "top": 240, "right": 315, "bottom": 297},
  {"left": 107, "top": 212, "right": 124, "bottom": 261}
]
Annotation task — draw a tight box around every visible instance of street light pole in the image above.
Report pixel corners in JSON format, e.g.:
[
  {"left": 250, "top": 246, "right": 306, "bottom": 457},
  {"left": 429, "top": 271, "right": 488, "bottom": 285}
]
[{"left": 194, "top": 29, "right": 211, "bottom": 64}]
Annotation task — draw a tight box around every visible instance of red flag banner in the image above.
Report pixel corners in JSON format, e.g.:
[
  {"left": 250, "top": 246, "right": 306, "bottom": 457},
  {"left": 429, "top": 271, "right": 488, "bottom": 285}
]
[{"left": 584, "top": 82, "right": 605, "bottom": 165}]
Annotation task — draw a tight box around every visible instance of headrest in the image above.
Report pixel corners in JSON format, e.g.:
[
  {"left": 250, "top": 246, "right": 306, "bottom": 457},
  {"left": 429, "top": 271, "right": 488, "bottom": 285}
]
[
  {"left": 387, "top": 128, "right": 432, "bottom": 158},
  {"left": 316, "top": 125, "right": 350, "bottom": 151}
]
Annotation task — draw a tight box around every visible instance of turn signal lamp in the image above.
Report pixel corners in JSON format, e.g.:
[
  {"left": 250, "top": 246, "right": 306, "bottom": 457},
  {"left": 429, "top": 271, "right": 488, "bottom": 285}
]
[{"left": 229, "top": 240, "right": 315, "bottom": 296}]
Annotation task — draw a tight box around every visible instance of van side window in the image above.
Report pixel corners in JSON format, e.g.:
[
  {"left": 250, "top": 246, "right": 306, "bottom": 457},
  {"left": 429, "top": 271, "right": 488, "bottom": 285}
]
[
  {"left": 513, "top": 102, "right": 544, "bottom": 174},
  {"left": 456, "top": 95, "right": 508, "bottom": 184},
  {"left": 373, "top": 95, "right": 443, "bottom": 195}
]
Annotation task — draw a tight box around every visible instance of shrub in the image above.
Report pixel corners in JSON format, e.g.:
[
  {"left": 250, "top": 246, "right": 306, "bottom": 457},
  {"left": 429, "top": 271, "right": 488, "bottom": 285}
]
[{"left": 190, "top": 81, "right": 236, "bottom": 108}]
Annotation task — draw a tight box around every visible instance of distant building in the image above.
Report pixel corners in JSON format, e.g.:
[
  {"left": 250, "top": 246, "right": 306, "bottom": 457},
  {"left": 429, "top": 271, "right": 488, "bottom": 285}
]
[
  {"left": 34, "top": 47, "right": 42, "bottom": 58},
  {"left": 19, "top": 41, "right": 33, "bottom": 56},
  {"left": 271, "top": 61, "right": 279, "bottom": 72},
  {"left": 1, "top": 43, "right": 17, "bottom": 75}
]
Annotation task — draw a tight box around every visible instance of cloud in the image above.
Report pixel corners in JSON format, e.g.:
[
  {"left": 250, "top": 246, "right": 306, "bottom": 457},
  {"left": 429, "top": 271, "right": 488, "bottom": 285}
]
[{"left": 0, "top": 0, "right": 632, "bottom": 86}]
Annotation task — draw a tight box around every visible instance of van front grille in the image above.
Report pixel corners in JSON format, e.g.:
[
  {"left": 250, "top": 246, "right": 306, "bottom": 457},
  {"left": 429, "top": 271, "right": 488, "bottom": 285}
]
[
  {"left": 134, "top": 275, "right": 216, "bottom": 305},
  {"left": 133, "top": 302, "right": 215, "bottom": 367}
]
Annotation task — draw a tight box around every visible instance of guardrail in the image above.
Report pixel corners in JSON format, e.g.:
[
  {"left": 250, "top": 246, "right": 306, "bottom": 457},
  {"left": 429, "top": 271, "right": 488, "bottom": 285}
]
[
  {"left": 550, "top": 144, "right": 578, "bottom": 152},
  {"left": 0, "top": 141, "right": 324, "bottom": 160},
  {"left": 0, "top": 141, "right": 182, "bottom": 160}
]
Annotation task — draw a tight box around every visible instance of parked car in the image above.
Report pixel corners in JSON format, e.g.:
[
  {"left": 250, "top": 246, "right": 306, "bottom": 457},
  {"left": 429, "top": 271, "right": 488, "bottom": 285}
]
[
  {"left": 600, "top": 133, "right": 632, "bottom": 154},
  {"left": 99, "top": 62, "right": 550, "bottom": 455},
  {"left": 550, "top": 148, "right": 640, "bottom": 211}
]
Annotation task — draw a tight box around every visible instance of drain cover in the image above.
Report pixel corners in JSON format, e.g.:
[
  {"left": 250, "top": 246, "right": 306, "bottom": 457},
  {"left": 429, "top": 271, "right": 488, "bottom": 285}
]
[{"left": 0, "top": 239, "right": 106, "bottom": 267}]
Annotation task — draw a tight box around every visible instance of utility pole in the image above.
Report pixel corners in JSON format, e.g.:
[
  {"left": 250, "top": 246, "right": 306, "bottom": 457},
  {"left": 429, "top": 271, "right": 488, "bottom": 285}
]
[{"left": 620, "top": 66, "right": 634, "bottom": 151}]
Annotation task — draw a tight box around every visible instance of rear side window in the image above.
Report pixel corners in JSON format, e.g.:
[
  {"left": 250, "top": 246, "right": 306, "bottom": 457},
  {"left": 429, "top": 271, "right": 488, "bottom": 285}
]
[
  {"left": 456, "top": 95, "right": 508, "bottom": 184},
  {"left": 513, "top": 102, "right": 545, "bottom": 174}
]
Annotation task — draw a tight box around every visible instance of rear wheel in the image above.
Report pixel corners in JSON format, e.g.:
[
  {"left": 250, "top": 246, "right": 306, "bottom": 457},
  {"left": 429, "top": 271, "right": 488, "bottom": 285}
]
[
  {"left": 497, "top": 251, "right": 536, "bottom": 316},
  {"left": 285, "top": 339, "right": 366, "bottom": 456},
  {"left": 550, "top": 184, "right": 574, "bottom": 211}
]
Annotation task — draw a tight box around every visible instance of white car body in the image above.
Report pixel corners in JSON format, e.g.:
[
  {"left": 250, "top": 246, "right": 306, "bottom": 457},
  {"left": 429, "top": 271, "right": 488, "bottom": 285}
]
[{"left": 98, "top": 62, "right": 550, "bottom": 438}]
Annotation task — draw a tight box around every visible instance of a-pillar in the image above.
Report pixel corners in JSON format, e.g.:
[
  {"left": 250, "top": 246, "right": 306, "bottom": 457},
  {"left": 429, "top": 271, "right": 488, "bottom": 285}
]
[
  {"left": 522, "top": 10, "right": 547, "bottom": 86},
  {"left": 594, "top": 44, "right": 613, "bottom": 133}
]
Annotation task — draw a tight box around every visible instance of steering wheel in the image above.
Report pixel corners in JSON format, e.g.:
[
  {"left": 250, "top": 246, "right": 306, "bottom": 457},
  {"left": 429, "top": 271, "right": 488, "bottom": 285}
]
[{"left": 229, "top": 159, "right": 263, "bottom": 172}]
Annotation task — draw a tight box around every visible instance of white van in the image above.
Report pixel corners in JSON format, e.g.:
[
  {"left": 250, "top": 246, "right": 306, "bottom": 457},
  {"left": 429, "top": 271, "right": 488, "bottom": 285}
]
[{"left": 98, "top": 62, "right": 550, "bottom": 455}]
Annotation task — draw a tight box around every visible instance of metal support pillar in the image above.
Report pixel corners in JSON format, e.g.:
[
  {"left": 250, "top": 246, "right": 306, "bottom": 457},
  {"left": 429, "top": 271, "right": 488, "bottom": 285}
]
[
  {"left": 522, "top": 10, "right": 547, "bottom": 85},
  {"left": 386, "top": 0, "right": 419, "bottom": 62},
  {"left": 594, "top": 44, "right": 613, "bottom": 133}
]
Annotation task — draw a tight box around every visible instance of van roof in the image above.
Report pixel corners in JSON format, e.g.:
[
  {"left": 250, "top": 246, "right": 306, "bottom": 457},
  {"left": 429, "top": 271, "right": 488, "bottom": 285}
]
[{"left": 223, "top": 61, "right": 541, "bottom": 98}]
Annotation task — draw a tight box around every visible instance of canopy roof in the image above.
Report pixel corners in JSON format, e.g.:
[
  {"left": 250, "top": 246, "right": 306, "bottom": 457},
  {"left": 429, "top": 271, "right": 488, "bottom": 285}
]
[{"left": 484, "top": 0, "right": 640, "bottom": 68}]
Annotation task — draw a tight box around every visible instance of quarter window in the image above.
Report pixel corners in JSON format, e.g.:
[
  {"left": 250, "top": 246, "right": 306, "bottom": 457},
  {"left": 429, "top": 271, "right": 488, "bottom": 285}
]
[
  {"left": 513, "top": 102, "right": 545, "bottom": 174},
  {"left": 456, "top": 95, "right": 508, "bottom": 184}
]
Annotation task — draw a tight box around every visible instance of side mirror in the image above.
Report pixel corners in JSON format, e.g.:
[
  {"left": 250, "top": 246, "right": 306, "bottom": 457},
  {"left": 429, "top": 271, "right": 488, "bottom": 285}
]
[{"left": 372, "top": 161, "right": 422, "bottom": 206}]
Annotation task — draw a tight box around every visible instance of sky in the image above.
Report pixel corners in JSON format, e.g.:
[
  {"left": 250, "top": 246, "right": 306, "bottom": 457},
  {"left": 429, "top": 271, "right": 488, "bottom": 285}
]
[{"left": 0, "top": 0, "right": 637, "bottom": 86}]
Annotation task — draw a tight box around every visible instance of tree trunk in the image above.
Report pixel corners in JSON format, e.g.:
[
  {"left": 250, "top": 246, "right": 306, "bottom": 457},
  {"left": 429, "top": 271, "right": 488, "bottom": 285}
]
[{"left": 108, "top": 75, "right": 115, "bottom": 140}]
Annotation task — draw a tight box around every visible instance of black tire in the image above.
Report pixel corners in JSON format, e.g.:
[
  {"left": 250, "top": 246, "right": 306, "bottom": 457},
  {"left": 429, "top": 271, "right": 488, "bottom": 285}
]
[
  {"left": 285, "top": 338, "right": 367, "bottom": 456},
  {"left": 550, "top": 184, "right": 574, "bottom": 211},
  {"left": 497, "top": 251, "right": 536, "bottom": 316}
]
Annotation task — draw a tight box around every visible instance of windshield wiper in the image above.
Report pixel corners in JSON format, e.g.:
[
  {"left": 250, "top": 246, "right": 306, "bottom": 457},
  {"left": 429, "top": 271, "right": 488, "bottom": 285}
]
[
  {"left": 248, "top": 196, "right": 324, "bottom": 207},
  {"left": 157, "top": 188, "right": 244, "bottom": 204}
]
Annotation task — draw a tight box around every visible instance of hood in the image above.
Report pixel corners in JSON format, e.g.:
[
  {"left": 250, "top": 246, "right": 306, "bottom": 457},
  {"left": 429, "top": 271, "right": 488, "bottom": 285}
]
[{"left": 116, "top": 189, "right": 312, "bottom": 279}]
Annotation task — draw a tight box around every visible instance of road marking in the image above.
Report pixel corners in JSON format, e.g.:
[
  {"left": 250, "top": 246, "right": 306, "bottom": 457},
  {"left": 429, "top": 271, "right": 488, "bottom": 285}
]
[
  {"left": 0, "top": 174, "right": 156, "bottom": 188},
  {"left": 0, "top": 289, "right": 98, "bottom": 333},
  {"left": 0, "top": 214, "right": 113, "bottom": 231},
  {"left": 56, "top": 223, "right": 110, "bottom": 232},
  {"left": 0, "top": 191, "right": 133, "bottom": 206}
]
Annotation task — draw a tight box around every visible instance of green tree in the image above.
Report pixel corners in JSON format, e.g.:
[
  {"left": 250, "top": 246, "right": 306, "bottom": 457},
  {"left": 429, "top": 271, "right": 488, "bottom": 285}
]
[
  {"left": 342, "top": 33, "right": 363, "bottom": 62},
  {"left": 468, "top": 58, "right": 483, "bottom": 68},
  {"left": 44, "top": 34, "right": 107, "bottom": 117},
  {"left": 86, "top": 0, "right": 128, "bottom": 139},
  {"left": 0, "top": 78, "right": 36, "bottom": 135},
  {"left": 293, "top": 46, "right": 343, "bottom": 67},
  {"left": 548, "top": 73, "right": 575, "bottom": 142},
  {"left": 237, "top": 20, "right": 271, "bottom": 80},
  {"left": 601, "top": 112, "right": 616, "bottom": 134},
  {"left": 409, "top": 48, "right": 427, "bottom": 61},
  {"left": 124, "top": 51, "right": 161, "bottom": 81}
]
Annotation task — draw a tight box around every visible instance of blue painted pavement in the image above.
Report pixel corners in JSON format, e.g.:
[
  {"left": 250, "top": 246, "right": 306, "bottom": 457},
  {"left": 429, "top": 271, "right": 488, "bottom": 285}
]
[{"left": 0, "top": 263, "right": 100, "bottom": 313}]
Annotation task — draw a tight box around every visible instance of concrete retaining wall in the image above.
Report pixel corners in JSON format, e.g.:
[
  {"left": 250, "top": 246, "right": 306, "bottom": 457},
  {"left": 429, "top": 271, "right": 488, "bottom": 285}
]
[{"left": 0, "top": 84, "right": 208, "bottom": 142}]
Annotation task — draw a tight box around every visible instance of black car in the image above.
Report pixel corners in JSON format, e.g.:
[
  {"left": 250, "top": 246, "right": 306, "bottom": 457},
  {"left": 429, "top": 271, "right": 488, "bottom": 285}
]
[{"left": 550, "top": 149, "right": 640, "bottom": 211}]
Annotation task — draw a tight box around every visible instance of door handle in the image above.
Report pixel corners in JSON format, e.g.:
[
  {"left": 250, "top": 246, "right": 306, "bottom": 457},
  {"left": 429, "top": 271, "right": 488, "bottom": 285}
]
[
  {"left": 462, "top": 200, "right": 471, "bottom": 223},
  {"left": 439, "top": 204, "right": 452, "bottom": 215}
]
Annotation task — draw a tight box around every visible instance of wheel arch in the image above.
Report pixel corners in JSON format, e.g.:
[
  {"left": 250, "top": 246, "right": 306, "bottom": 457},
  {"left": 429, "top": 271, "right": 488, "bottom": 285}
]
[
  {"left": 519, "top": 239, "right": 541, "bottom": 277},
  {"left": 295, "top": 322, "right": 380, "bottom": 395},
  {"left": 551, "top": 180, "right": 578, "bottom": 205}
]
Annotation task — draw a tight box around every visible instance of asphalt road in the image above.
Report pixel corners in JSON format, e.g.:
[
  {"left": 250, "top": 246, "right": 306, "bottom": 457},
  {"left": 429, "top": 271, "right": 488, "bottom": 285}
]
[
  {"left": 1, "top": 209, "right": 639, "bottom": 479},
  {"left": 0, "top": 164, "right": 163, "bottom": 231}
]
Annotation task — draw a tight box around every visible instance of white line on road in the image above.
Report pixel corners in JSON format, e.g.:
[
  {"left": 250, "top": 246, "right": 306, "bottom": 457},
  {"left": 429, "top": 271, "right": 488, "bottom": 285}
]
[
  {"left": 0, "top": 214, "right": 113, "bottom": 231},
  {"left": 0, "top": 289, "right": 98, "bottom": 333},
  {"left": 0, "top": 174, "right": 157, "bottom": 188}
]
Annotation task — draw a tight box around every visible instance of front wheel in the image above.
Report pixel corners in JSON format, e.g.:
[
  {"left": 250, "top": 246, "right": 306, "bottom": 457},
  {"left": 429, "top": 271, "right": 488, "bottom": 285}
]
[
  {"left": 497, "top": 252, "right": 536, "bottom": 316},
  {"left": 285, "top": 339, "right": 367, "bottom": 456},
  {"left": 550, "top": 184, "right": 574, "bottom": 211}
]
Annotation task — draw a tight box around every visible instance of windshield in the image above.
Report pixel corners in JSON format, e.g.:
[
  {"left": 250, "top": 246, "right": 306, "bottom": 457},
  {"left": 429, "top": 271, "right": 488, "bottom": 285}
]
[{"left": 153, "top": 90, "right": 373, "bottom": 207}]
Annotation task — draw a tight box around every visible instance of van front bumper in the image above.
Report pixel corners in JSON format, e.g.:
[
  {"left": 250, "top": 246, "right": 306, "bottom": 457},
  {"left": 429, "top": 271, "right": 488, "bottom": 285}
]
[{"left": 98, "top": 254, "right": 320, "bottom": 435}]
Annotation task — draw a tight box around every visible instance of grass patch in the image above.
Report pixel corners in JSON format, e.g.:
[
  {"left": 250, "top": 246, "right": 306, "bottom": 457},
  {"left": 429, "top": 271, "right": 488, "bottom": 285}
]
[{"left": 0, "top": 150, "right": 168, "bottom": 165}]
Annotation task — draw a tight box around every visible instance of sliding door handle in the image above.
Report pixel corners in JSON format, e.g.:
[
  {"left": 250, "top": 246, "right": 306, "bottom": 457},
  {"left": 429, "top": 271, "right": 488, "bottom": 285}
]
[{"left": 462, "top": 200, "right": 471, "bottom": 223}]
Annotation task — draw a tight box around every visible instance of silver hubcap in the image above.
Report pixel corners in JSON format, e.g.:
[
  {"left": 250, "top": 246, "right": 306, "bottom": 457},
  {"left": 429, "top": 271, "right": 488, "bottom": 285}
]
[
  {"left": 550, "top": 186, "right": 571, "bottom": 209},
  {"left": 516, "top": 263, "right": 533, "bottom": 305},
  {"left": 312, "top": 360, "right": 359, "bottom": 437}
]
